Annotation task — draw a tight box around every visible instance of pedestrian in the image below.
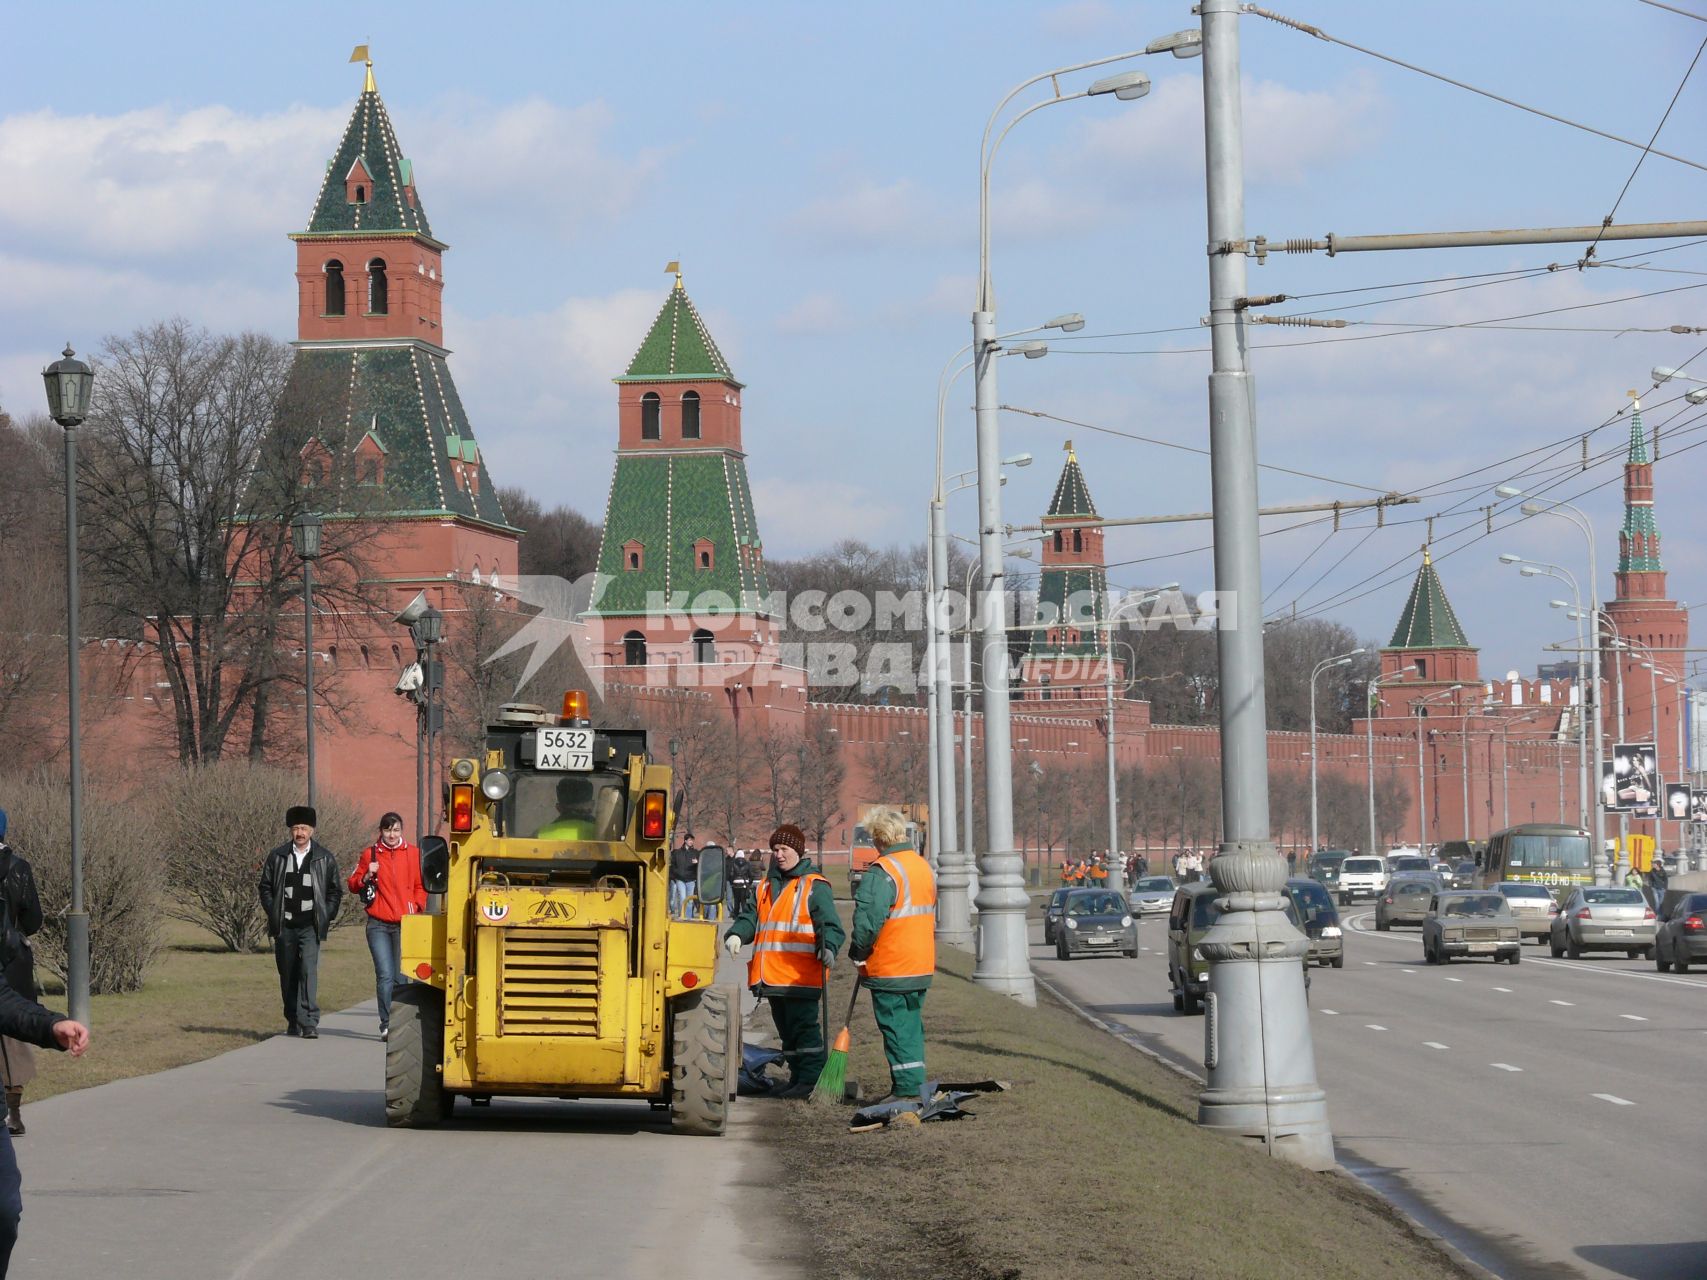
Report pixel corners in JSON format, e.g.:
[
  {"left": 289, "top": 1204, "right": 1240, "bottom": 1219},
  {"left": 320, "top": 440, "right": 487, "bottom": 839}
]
[
  {"left": 257, "top": 806, "right": 343, "bottom": 1039},
  {"left": 669, "top": 833, "right": 698, "bottom": 919},
  {"left": 728, "top": 848, "right": 755, "bottom": 915},
  {"left": 0, "top": 967, "right": 87, "bottom": 1276},
  {"left": 0, "top": 813, "right": 42, "bottom": 1137},
  {"left": 724, "top": 824, "right": 844, "bottom": 1098},
  {"left": 346, "top": 813, "right": 425, "bottom": 1043},
  {"left": 1646, "top": 851, "right": 1669, "bottom": 906},
  {"left": 848, "top": 807, "right": 936, "bottom": 1103}
]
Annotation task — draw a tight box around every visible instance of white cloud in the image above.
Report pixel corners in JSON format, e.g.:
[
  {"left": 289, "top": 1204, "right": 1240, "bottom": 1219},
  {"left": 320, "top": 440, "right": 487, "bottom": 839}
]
[
  {"left": 1037, "top": 0, "right": 1121, "bottom": 40},
  {"left": 750, "top": 475, "right": 900, "bottom": 551},
  {"left": 782, "top": 177, "right": 957, "bottom": 251},
  {"left": 775, "top": 292, "right": 845, "bottom": 335},
  {"left": 882, "top": 272, "right": 976, "bottom": 326}
]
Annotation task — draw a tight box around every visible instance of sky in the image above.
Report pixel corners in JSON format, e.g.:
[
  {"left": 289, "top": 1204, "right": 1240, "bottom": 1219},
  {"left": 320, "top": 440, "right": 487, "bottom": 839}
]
[{"left": 2, "top": 0, "right": 1705, "bottom": 678}]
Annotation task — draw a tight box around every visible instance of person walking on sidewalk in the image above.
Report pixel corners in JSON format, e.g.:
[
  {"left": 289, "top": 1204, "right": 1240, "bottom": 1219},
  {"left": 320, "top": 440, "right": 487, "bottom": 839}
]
[
  {"left": 669, "top": 833, "right": 699, "bottom": 919},
  {"left": 724, "top": 823, "right": 843, "bottom": 1098},
  {"left": 848, "top": 807, "right": 936, "bottom": 1103},
  {"left": 0, "top": 813, "right": 42, "bottom": 1137},
  {"left": 258, "top": 806, "right": 343, "bottom": 1039},
  {"left": 346, "top": 813, "right": 426, "bottom": 1042},
  {"left": 0, "top": 971, "right": 87, "bottom": 1277}
]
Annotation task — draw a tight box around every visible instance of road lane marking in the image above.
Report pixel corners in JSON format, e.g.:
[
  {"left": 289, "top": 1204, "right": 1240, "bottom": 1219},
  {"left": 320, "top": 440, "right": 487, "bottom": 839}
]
[
  {"left": 1490, "top": 1063, "right": 1523, "bottom": 1072},
  {"left": 1492, "top": 986, "right": 1512, "bottom": 993},
  {"left": 1423, "top": 1041, "right": 1450, "bottom": 1050},
  {"left": 1320, "top": 1009, "right": 1340, "bottom": 1015},
  {"left": 1619, "top": 1014, "right": 1648, "bottom": 1021},
  {"left": 1592, "top": 1093, "right": 1635, "bottom": 1106},
  {"left": 1365, "top": 1024, "right": 1388, "bottom": 1031},
  {"left": 1444, "top": 977, "right": 1463, "bottom": 983},
  {"left": 1364, "top": 961, "right": 1378, "bottom": 966},
  {"left": 1402, "top": 968, "right": 1416, "bottom": 974},
  {"left": 1550, "top": 999, "right": 1575, "bottom": 1006}
]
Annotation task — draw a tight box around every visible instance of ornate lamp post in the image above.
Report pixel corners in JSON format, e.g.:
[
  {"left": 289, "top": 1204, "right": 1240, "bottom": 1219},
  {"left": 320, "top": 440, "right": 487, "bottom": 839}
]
[
  {"left": 411, "top": 606, "right": 444, "bottom": 833},
  {"left": 289, "top": 512, "right": 324, "bottom": 808},
  {"left": 42, "top": 345, "right": 94, "bottom": 1027}
]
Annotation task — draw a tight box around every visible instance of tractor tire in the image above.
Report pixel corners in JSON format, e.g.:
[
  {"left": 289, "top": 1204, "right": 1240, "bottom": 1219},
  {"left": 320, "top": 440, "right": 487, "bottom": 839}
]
[
  {"left": 669, "top": 987, "right": 731, "bottom": 1136},
  {"left": 386, "top": 984, "right": 449, "bottom": 1128}
]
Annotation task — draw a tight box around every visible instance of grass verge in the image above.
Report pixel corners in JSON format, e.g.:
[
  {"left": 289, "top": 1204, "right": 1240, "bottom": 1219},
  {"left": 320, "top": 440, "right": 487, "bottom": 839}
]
[
  {"left": 764, "top": 945, "right": 1477, "bottom": 1280},
  {"left": 30, "top": 921, "right": 374, "bottom": 1103}
]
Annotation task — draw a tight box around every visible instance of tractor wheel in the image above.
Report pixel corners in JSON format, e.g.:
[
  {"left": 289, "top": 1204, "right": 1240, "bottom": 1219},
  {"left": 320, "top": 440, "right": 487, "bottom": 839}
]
[
  {"left": 669, "top": 987, "right": 732, "bottom": 1136},
  {"left": 386, "top": 984, "right": 449, "bottom": 1128}
]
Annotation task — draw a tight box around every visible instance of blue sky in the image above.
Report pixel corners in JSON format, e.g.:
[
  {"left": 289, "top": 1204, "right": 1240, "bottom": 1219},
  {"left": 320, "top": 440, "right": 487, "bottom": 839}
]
[{"left": 2, "top": 0, "right": 1704, "bottom": 674}]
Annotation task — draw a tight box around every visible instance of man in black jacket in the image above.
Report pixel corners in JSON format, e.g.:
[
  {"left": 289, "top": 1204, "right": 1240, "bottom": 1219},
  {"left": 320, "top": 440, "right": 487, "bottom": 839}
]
[
  {"left": 257, "top": 806, "right": 343, "bottom": 1039},
  {"left": 668, "top": 834, "right": 698, "bottom": 919},
  {"left": 0, "top": 812, "right": 42, "bottom": 1136},
  {"left": 0, "top": 973, "right": 87, "bottom": 1275}
]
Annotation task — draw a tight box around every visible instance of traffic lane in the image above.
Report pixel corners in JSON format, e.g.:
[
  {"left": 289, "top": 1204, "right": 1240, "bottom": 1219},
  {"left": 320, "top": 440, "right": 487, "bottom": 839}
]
[{"left": 1033, "top": 919, "right": 1707, "bottom": 1280}]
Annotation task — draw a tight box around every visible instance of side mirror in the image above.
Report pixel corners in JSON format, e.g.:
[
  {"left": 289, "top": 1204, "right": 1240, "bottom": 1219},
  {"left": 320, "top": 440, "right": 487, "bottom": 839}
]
[
  {"left": 420, "top": 835, "right": 450, "bottom": 895},
  {"left": 697, "top": 843, "right": 727, "bottom": 909}
]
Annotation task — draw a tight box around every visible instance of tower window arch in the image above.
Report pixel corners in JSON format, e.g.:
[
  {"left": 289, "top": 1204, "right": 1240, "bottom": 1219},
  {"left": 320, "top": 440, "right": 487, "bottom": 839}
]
[
  {"left": 367, "top": 258, "right": 388, "bottom": 315},
  {"left": 641, "top": 392, "right": 661, "bottom": 440},
  {"left": 354, "top": 184, "right": 366, "bottom": 204},
  {"left": 1072, "top": 529, "right": 1083, "bottom": 553},
  {"left": 624, "top": 631, "right": 648, "bottom": 667},
  {"left": 681, "top": 390, "right": 701, "bottom": 440},
  {"left": 324, "top": 260, "right": 346, "bottom": 316},
  {"left": 693, "top": 628, "right": 716, "bottom": 664},
  {"left": 1053, "top": 531, "right": 1063, "bottom": 553}
]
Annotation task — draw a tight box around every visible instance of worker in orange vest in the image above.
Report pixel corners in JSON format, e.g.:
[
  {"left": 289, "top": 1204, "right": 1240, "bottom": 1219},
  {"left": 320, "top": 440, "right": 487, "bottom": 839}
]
[
  {"left": 848, "top": 807, "right": 936, "bottom": 1102},
  {"left": 724, "top": 823, "right": 843, "bottom": 1098}
]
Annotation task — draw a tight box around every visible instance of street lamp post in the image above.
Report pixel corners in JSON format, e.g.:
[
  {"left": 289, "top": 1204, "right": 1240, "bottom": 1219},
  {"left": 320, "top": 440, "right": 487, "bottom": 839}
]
[
  {"left": 42, "top": 344, "right": 94, "bottom": 1028},
  {"left": 1366, "top": 666, "right": 1417, "bottom": 855},
  {"left": 1309, "top": 648, "right": 1364, "bottom": 851},
  {"left": 410, "top": 605, "right": 444, "bottom": 835},
  {"left": 290, "top": 512, "right": 324, "bottom": 809},
  {"left": 1410, "top": 686, "right": 1461, "bottom": 851}
]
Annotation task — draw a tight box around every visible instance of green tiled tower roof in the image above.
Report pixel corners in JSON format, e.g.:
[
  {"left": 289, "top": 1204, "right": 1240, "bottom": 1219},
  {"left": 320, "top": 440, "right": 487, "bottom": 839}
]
[
  {"left": 1618, "top": 408, "right": 1662, "bottom": 573},
  {"left": 1387, "top": 549, "right": 1472, "bottom": 650},
  {"left": 1045, "top": 445, "right": 1098, "bottom": 519},
  {"left": 301, "top": 83, "right": 433, "bottom": 238},
  {"left": 616, "top": 284, "right": 740, "bottom": 386},
  {"left": 588, "top": 452, "right": 770, "bottom": 615},
  {"left": 1030, "top": 445, "right": 1108, "bottom": 657}
]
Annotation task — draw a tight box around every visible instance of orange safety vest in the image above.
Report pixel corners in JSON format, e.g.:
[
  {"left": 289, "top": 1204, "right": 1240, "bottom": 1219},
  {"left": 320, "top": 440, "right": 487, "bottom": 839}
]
[
  {"left": 865, "top": 848, "right": 936, "bottom": 981},
  {"left": 748, "top": 873, "right": 829, "bottom": 989}
]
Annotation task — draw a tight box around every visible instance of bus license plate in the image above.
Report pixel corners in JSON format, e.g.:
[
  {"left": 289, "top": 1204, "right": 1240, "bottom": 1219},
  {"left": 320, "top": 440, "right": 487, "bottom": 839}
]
[{"left": 537, "top": 727, "right": 594, "bottom": 770}]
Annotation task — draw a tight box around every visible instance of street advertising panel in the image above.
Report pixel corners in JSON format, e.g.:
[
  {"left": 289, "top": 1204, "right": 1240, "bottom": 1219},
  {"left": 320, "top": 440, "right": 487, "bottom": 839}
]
[
  {"left": 1665, "top": 782, "right": 1692, "bottom": 823},
  {"left": 1606, "top": 742, "right": 1660, "bottom": 818},
  {"left": 1693, "top": 788, "right": 1707, "bottom": 824}
]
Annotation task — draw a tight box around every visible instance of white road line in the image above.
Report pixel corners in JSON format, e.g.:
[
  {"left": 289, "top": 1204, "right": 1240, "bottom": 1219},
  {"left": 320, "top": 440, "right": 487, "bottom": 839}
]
[
  {"left": 1402, "top": 968, "right": 1416, "bottom": 974},
  {"left": 1365, "top": 1024, "right": 1388, "bottom": 1031},
  {"left": 1320, "top": 1009, "right": 1340, "bottom": 1015},
  {"left": 1444, "top": 977, "right": 1463, "bottom": 983},
  {"left": 1619, "top": 1013, "right": 1648, "bottom": 1021},
  {"left": 1550, "top": 999, "right": 1575, "bottom": 1006},
  {"left": 1490, "top": 1063, "right": 1524, "bottom": 1072},
  {"left": 1492, "top": 986, "right": 1513, "bottom": 992},
  {"left": 1423, "top": 1041, "right": 1451, "bottom": 1050},
  {"left": 1592, "top": 1093, "right": 1636, "bottom": 1106},
  {"left": 1522, "top": 956, "right": 1707, "bottom": 989},
  {"left": 1363, "top": 961, "right": 1377, "bottom": 966}
]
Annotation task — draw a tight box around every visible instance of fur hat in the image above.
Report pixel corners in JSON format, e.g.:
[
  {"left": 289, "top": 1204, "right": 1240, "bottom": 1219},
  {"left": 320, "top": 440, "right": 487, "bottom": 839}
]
[
  {"left": 768, "top": 823, "right": 807, "bottom": 855},
  {"left": 285, "top": 805, "right": 317, "bottom": 829}
]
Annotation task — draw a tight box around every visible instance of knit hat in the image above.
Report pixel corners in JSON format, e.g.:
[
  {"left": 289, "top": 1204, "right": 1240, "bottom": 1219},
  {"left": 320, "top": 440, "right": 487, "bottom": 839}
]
[
  {"left": 285, "top": 805, "right": 317, "bottom": 829},
  {"left": 769, "top": 823, "right": 806, "bottom": 855}
]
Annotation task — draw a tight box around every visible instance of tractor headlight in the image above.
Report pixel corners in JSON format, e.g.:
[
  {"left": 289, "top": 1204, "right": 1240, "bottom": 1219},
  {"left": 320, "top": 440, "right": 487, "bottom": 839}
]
[{"left": 481, "top": 769, "right": 512, "bottom": 801}]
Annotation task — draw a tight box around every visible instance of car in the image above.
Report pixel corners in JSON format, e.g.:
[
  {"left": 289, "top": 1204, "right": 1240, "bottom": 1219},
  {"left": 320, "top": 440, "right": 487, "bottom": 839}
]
[
  {"left": 1128, "top": 875, "right": 1177, "bottom": 918},
  {"left": 1337, "top": 855, "right": 1388, "bottom": 905},
  {"left": 1386, "top": 854, "right": 1434, "bottom": 878},
  {"left": 1431, "top": 861, "right": 1454, "bottom": 882},
  {"left": 1375, "top": 874, "right": 1439, "bottom": 930},
  {"left": 1422, "top": 890, "right": 1522, "bottom": 965},
  {"left": 1448, "top": 860, "right": 1478, "bottom": 890},
  {"left": 1168, "top": 883, "right": 1312, "bottom": 1014},
  {"left": 1054, "top": 889, "right": 1138, "bottom": 961},
  {"left": 1042, "top": 888, "right": 1071, "bottom": 946},
  {"left": 1496, "top": 881, "right": 1560, "bottom": 943},
  {"left": 1549, "top": 886, "right": 1656, "bottom": 959},
  {"left": 1654, "top": 887, "right": 1707, "bottom": 973},
  {"left": 1285, "top": 877, "right": 1344, "bottom": 967}
]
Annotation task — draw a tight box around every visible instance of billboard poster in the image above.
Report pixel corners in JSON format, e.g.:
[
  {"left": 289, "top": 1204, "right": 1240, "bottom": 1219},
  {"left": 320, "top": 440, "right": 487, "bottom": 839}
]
[
  {"left": 1609, "top": 742, "right": 1660, "bottom": 818},
  {"left": 1665, "top": 782, "right": 1692, "bottom": 823},
  {"left": 1693, "top": 788, "right": 1707, "bottom": 824}
]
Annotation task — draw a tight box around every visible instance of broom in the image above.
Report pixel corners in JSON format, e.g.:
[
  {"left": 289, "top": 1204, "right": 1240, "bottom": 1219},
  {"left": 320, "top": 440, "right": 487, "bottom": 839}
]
[{"left": 811, "top": 970, "right": 863, "bottom": 1103}]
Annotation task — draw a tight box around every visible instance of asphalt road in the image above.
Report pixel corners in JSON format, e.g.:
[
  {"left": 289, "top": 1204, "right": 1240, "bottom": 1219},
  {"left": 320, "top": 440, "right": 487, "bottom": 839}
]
[
  {"left": 1033, "top": 905, "right": 1707, "bottom": 1280},
  {"left": 10, "top": 959, "right": 793, "bottom": 1280}
]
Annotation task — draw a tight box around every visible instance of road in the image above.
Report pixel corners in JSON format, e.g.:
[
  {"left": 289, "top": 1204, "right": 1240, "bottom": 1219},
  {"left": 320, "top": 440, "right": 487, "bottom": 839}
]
[
  {"left": 11, "top": 961, "right": 793, "bottom": 1280},
  {"left": 1034, "top": 904, "right": 1707, "bottom": 1280}
]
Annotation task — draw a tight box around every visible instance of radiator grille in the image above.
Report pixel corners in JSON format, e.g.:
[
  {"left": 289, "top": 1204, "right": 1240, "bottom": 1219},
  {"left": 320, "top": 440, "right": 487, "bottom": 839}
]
[
  {"left": 499, "top": 927, "right": 601, "bottom": 1036},
  {"left": 1465, "top": 927, "right": 1502, "bottom": 941}
]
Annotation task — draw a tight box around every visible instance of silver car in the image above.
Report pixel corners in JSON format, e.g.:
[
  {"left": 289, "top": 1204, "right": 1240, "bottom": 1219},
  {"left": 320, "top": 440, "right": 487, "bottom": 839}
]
[
  {"left": 1128, "top": 875, "right": 1176, "bottom": 918},
  {"left": 1549, "top": 886, "right": 1656, "bottom": 959},
  {"left": 1496, "top": 881, "right": 1559, "bottom": 943}
]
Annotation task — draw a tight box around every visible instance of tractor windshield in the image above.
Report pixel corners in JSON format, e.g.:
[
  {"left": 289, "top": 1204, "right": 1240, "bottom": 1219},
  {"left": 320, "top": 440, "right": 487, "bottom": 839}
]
[{"left": 512, "top": 773, "right": 630, "bottom": 841}]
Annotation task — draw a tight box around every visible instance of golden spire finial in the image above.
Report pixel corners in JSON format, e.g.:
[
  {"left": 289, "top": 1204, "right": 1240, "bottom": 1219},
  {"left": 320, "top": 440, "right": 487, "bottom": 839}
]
[
  {"left": 1628, "top": 387, "right": 1641, "bottom": 411},
  {"left": 665, "top": 260, "right": 683, "bottom": 291},
  {"left": 1422, "top": 542, "right": 1431, "bottom": 566},
  {"left": 1064, "top": 438, "right": 1076, "bottom": 462},
  {"left": 350, "top": 44, "right": 375, "bottom": 94}
]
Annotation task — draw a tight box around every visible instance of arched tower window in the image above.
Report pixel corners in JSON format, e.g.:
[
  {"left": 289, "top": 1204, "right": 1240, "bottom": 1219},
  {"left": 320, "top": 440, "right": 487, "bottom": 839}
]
[
  {"left": 354, "top": 185, "right": 366, "bottom": 204},
  {"left": 367, "top": 258, "right": 388, "bottom": 315},
  {"left": 624, "top": 631, "right": 648, "bottom": 667},
  {"left": 324, "top": 260, "right": 346, "bottom": 316},
  {"left": 681, "top": 390, "right": 701, "bottom": 440},
  {"left": 1072, "top": 529, "right": 1083, "bottom": 553},
  {"left": 1053, "top": 531, "right": 1063, "bottom": 552},
  {"left": 641, "top": 392, "right": 661, "bottom": 440},
  {"left": 693, "top": 628, "right": 716, "bottom": 664}
]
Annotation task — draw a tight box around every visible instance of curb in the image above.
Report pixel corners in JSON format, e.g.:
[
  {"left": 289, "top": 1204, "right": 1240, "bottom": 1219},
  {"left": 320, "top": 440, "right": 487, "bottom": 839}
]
[{"left": 1031, "top": 971, "right": 1504, "bottom": 1280}]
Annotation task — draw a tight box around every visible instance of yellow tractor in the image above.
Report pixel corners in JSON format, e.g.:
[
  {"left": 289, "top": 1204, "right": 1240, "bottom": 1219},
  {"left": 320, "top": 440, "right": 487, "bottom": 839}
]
[{"left": 390, "top": 693, "right": 734, "bottom": 1133}]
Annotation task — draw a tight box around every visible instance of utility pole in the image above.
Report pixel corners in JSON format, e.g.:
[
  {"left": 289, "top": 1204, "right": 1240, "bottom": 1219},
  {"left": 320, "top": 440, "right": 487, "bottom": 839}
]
[
  {"left": 1191, "top": 0, "right": 1332, "bottom": 1169},
  {"left": 932, "top": 500, "right": 971, "bottom": 944},
  {"left": 1103, "top": 629, "right": 1122, "bottom": 894}
]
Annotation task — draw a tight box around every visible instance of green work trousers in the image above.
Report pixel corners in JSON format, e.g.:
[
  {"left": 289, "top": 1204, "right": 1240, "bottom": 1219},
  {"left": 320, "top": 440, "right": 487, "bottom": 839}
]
[
  {"left": 767, "top": 994, "right": 825, "bottom": 1087},
  {"left": 869, "top": 988, "right": 927, "bottom": 1098}
]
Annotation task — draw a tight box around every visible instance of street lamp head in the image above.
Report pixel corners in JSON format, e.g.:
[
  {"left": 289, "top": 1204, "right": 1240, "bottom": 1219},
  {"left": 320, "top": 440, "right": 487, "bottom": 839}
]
[
  {"left": 1002, "top": 452, "right": 1034, "bottom": 468},
  {"left": 410, "top": 604, "right": 444, "bottom": 648},
  {"left": 1686, "top": 388, "right": 1707, "bottom": 405},
  {"left": 1088, "top": 70, "right": 1152, "bottom": 101},
  {"left": 1146, "top": 28, "right": 1203, "bottom": 58},
  {"left": 1652, "top": 365, "right": 1678, "bottom": 383},
  {"left": 1519, "top": 502, "right": 1544, "bottom": 517},
  {"left": 1494, "top": 485, "right": 1523, "bottom": 499},
  {"left": 668, "top": 737, "right": 680, "bottom": 756},
  {"left": 1043, "top": 313, "right": 1086, "bottom": 333},
  {"left": 1548, "top": 599, "right": 1570, "bottom": 610},
  {"left": 1519, "top": 566, "right": 1542, "bottom": 577},
  {"left": 1009, "top": 340, "right": 1048, "bottom": 359},
  {"left": 1498, "top": 553, "right": 1523, "bottom": 564},
  {"left": 42, "top": 344, "right": 94, "bottom": 428},
  {"left": 290, "top": 511, "right": 324, "bottom": 560}
]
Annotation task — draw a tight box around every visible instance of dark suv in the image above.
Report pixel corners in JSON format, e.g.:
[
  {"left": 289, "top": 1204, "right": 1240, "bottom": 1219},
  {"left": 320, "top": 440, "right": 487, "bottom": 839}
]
[{"left": 1285, "top": 877, "right": 1343, "bottom": 967}]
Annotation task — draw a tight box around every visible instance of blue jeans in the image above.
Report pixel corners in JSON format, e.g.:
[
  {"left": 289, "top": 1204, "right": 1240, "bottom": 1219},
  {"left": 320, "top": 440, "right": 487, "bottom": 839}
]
[
  {"left": 365, "top": 919, "right": 402, "bottom": 1030},
  {"left": 669, "top": 879, "right": 693, "bottom": 919}
]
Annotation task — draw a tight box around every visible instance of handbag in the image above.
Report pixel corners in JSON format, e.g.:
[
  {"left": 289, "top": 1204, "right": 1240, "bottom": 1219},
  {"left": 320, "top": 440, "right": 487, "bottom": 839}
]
[{"left": 359, "top": 848, "right": 380, "bottom": 907}]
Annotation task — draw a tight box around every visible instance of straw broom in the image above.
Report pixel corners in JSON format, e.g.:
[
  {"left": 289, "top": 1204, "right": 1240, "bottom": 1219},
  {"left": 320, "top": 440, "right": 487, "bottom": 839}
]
[{"left": 811, "top": 971, "right": 863, "bottom": 1103}]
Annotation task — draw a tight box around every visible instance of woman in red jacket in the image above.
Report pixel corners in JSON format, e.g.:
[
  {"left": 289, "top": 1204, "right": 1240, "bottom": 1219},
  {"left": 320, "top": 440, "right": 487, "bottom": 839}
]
[{"left": 347, "top": 813, "right": 426, "bottom": 1041}]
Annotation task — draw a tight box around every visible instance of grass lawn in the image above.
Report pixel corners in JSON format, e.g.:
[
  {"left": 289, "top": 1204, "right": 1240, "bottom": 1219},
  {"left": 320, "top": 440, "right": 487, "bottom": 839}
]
[
  {"left": 30, "top": 920, "right": 375, "bottom": 1103},
  {"left": 764, "top": 945, "right": 1476, "bottom": 1280}
]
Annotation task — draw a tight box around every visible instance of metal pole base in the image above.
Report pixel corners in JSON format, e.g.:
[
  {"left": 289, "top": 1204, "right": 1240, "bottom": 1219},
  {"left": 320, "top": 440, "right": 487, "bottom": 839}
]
[
  {"left": 1194, "top": 842, "right": 1334, "bottom": 1171},
  {"left": 935, "top": 848, "right": 975, "bottom": 949},
  {"left": 971, "top": 851, "right": 1035, "bottom": 1004},
  {"left": 66, "top": 911, "right": 90, "bottom": 1027}
]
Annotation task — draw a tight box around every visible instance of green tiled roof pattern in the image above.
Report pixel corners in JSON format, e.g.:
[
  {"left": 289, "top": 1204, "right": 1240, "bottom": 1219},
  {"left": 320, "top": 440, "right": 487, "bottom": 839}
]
[
  {"left": 1628, "top": 410, "right": 1650, "bottom": 465},
  {"left": 1620, "top": 412, "right": 1663, "bottom": 572},
  {"left": 1387, "top": 557, "right": 1472, "bottom": 650},
  {"left": 1046, "top": 455, "right": 1098, "bottom": 519},
  {"left": 1027, "top": 565, "right": 1110, "bottom": 656},
  {"left": 304, "top": 91, "right": 433, "bottom": 237},
  {"left": 589, "top": 451, "right": 772, "bottom": 616},
  {"left": 617, "top": 288, "right": 738, "bottom": 384},
  {"left": 727, "top": 454, "right": 770, "bottom": 599}
]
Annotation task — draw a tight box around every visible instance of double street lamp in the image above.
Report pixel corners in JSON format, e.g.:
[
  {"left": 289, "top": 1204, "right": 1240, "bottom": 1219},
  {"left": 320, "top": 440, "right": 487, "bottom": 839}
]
[
  {"left": 1308, "top": 648, "right": 1364, "bottom": 852},
  {"left": 1366, "top": 666, "right": 1417, "bottom": 856},
  {"left": 42, "top": 345, "right": 94, "bottom": 1028},
  {"left": 290, "top": 512, "right": 324, "bottom": 808}
]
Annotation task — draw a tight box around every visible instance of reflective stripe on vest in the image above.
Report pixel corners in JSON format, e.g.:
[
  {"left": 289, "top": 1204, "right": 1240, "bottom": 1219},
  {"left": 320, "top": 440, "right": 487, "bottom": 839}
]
[
  {"left": 865, "top": 848, "right": 936, "bottom": 980},
  {"left": 748, "top": 873, "right": 828, "bottom": 989}
]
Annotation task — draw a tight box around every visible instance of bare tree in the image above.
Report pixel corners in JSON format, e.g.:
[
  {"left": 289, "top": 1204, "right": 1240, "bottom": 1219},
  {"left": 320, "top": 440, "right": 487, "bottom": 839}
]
[
  {"left": 795, "top": 711, "right": 845, "bottom": 854},
  {"left": 857, "top": 732, "right": 930, "bottom": 808},
  {"left": 497, "top": 486, "right": 602, "bottom": 583}
]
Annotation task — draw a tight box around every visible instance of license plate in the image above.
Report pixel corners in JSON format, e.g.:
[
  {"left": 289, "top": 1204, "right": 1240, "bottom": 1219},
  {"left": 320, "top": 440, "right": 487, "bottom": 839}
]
[
  {"left": 1088, "top": 937, "right": 1114, "bottom": 945},
  {"left": 1469, "top": 943, "right": 1497, "bottom": 953},
  {"left": 1604, "top": 929, "right": 1632, "bottom": 938},
  {"left": 536, "top": 727, "right": 594, "bottom": 770}
]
